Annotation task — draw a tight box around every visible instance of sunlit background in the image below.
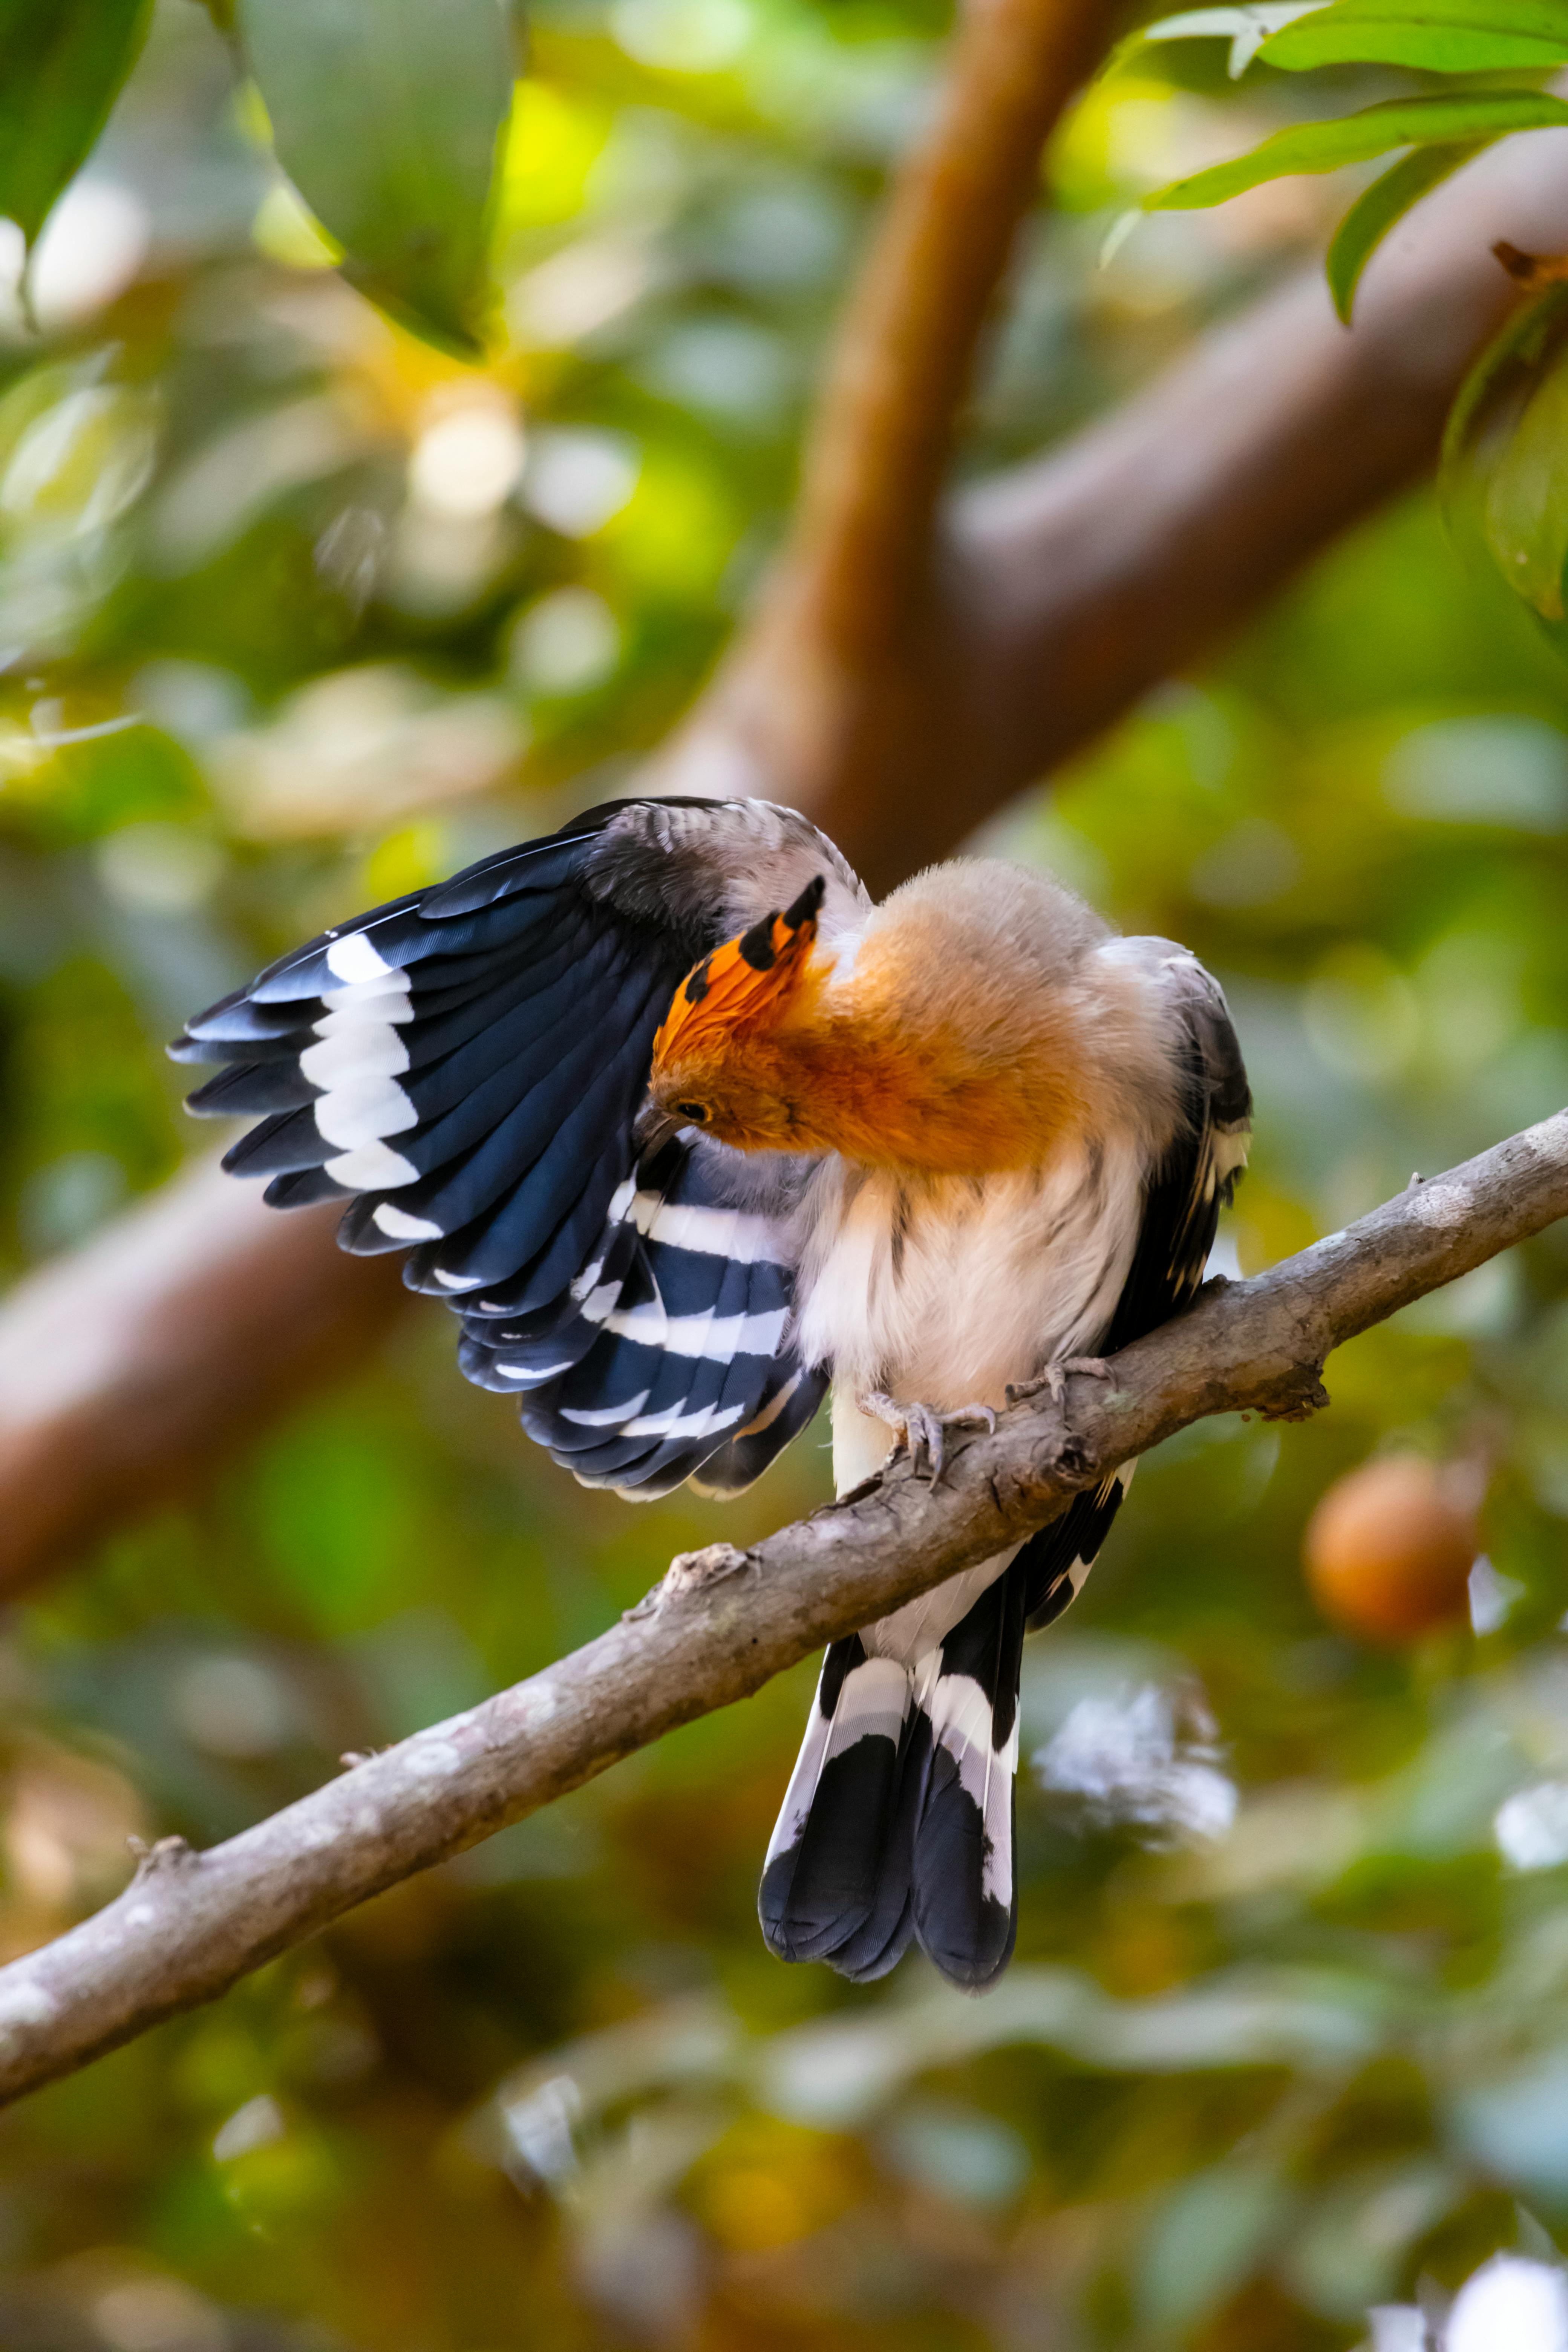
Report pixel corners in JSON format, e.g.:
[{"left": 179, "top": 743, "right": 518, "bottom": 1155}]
[{"left": 4, "top": 3, "right": 1568, "bottom": 2347}]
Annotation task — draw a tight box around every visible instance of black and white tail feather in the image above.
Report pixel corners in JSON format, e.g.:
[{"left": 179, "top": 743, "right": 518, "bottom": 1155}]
[
  {"left": 173, "top": 796, "right": 857, "bottom": 1501},
  {"left": 760, "top": 942, "right": 1250, "bottom": 1990},
  {"left": 760, "top": 1567, "right": 1031, "bottom": 1987}
]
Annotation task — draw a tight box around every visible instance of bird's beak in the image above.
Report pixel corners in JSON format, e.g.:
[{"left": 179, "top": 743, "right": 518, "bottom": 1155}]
[{"left": 634, "top": 1101, "right": 687, "bottom": 1158}]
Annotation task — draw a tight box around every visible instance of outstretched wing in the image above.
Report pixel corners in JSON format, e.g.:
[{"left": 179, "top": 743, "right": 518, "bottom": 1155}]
[
  {"left": 172, "top": 795, "right": 862, "bottom": 1496},
  {"left": 1020, "top": 945, "right": 1251, "bottom": 1627}
]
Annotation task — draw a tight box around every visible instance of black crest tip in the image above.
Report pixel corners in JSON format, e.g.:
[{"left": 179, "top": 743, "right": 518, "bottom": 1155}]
[
  {"left": 784, "top": 874, "right": 827, "bottom": 930},
  {"left": 738, "top": 915, "right": 778, "bottom": 971}
]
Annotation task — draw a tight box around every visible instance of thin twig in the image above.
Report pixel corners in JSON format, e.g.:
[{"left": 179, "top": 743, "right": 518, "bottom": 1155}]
[{"left": 1, "top": 1108, "right": 1565, "bottom": 2107}]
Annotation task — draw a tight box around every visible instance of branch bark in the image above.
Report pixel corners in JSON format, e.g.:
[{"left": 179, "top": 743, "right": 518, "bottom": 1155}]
[
  {"left": 2, "top": 1110, "right": 1565, "bottom": 2107},
  {"left": 0, "top": 1157, "right": 406, "bottom": 1580}
]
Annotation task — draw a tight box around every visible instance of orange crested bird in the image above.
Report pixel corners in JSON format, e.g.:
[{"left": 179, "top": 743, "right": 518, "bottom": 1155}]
[{"left": 173, "top": 796, "right": 1250, "bottom": 1989}]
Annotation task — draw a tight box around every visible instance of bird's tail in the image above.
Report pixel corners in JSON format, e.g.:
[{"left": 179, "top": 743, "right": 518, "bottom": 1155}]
[
  {"left": 758, "top": 1469, "right": 1136, "bottom": 1989},
  {"left": 758, "top": 1567, "right": 1028, "bottom": 1991}
]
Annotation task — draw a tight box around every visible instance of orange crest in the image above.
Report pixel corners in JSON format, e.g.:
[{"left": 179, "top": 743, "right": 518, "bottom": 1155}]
[{"left": 653, "top": 874, "right": 825, "bottom": 1072}]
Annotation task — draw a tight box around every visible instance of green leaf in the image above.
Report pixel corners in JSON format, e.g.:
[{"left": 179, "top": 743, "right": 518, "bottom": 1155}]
[
  {"left": 1444, "top": 279, "right": 1568, "bottom": 470},
  {"left": 1144, "top": 89, "right": 1568, "bottom": 208},
  {"left": 1262, "top": 0, "right": 1568, "bottom": 73},
  {"left": 1136, "top": 4, "right": 1318, "bottom": 75},
  {"left": 236, "top": 0, "right": 515, "bottom": 358},
  {"left": 1325, "top": 141, "right": 1484, "bottom": 321},
  {"left": 0, "top": 0, "right": 153, "bottom": 250},
  {"left": 1481, "top": 352, "right": 1568, "bottom": 617},
  {"left": 1441, "top": 283, "right": 1568, "bottom": 619}
]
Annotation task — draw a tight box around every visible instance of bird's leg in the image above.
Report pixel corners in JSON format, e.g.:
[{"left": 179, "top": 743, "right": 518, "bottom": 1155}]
[
  {"left": 856, "top": 1390, "right": 997, "bottom": 1487},
  {"left": 1005, "top": 1357, "right": 1114, "bottom": 1409}
]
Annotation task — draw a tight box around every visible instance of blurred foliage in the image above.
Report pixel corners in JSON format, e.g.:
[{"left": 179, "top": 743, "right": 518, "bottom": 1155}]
[{"left": 0, "top": 2, "right": 1567, "bottom": 2349}]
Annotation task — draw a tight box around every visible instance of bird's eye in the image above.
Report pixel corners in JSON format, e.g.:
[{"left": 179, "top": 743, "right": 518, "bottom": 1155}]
[{"left": 674, "top": 1100, "right": 709, "bottom": 1123}]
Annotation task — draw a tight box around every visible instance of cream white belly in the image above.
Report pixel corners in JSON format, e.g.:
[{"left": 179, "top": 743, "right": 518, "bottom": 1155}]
[{"left": 794, "top": 1133, "right": 1146, "bottom": 1501}]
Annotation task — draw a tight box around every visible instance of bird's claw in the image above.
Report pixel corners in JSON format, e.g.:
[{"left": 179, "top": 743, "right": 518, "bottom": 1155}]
[
  {"left": 857, "top": 1390, "right": 997, "bottom": 1487},
  {"left": 1005, "top": 1356, "right": 1113, "bottom": 1409}
]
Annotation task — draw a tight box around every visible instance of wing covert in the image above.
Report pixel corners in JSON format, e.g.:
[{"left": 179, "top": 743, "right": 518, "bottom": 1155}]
[{"left": 1019, "top": 945, "right": 1250, "bottom": 1629}]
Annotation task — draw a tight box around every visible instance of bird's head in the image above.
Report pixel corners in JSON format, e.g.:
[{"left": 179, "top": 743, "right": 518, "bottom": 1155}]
[{"left": 643, "top": 874, "right": 827, "bottom": 1153}]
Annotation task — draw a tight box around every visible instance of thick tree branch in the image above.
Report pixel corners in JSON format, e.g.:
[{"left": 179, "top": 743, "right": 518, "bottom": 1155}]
[
  {"left": 1, "top": 1110, "right": 1564, "bottom": 2107},
  {"left": 0, "top": 1158, "right": 406, "bottom": 1580}
]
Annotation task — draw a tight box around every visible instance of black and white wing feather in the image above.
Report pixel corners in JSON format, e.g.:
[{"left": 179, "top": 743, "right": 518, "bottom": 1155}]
[
  {"left": 172, "top": 796, "right": 862, "bottom": 1498},
  {"left": 467, "top": 1132, "right": 828, "bottom": 1499}
]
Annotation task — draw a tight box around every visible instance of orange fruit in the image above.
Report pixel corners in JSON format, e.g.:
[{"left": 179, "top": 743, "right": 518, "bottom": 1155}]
[{"left": 1303, "top": 1453, "right": 1481, "bottom": 1645}]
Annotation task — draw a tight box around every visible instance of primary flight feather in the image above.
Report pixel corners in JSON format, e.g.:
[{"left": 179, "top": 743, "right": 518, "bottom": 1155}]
[{"left": 173, "top": 794, "right": 1251, "bottom": 1992}]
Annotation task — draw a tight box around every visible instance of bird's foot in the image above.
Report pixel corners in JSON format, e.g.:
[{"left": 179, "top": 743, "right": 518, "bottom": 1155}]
[
  {"left": 856, "top": 1390, "right": 997, "bottom": 1487},
  {"left": 1005, "top": 1356, "right": 1113, "bottom": 1409}
]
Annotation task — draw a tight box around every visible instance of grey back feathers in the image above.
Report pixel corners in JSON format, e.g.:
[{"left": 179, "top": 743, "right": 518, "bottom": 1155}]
[{"left": 586, "top": 797, "right": 869, "bottom": 947}]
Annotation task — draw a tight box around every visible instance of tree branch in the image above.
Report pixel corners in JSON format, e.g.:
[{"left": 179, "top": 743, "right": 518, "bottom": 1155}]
[
  {"left": 2, "top": 1110, "right": 1564, "bottom": 2107},
  {"left": 0, "top": 1157, "right": 406, "bottom": 1584}
]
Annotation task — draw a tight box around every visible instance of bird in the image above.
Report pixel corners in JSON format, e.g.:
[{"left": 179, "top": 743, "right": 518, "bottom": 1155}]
[{"left": 172, "top": 794, "right": 1250, "bottom": 1992}]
